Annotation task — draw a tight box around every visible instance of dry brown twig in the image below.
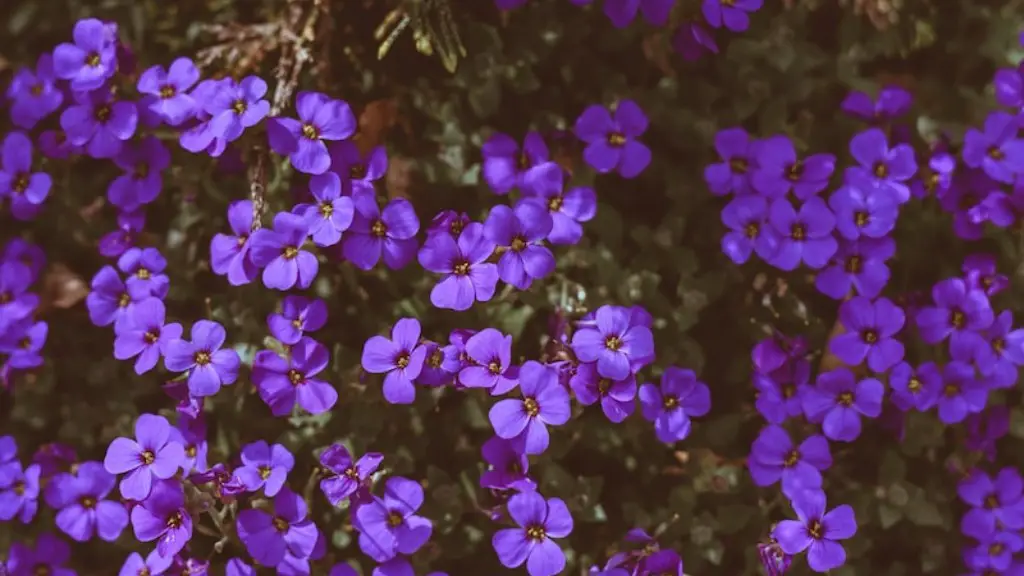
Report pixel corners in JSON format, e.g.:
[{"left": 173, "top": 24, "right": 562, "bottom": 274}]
[{"left": 247, "top": 0, "right": 326, "bottom": 231}]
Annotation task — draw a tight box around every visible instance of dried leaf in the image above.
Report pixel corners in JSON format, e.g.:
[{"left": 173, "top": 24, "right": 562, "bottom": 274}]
[
  {"left": 386, "top": 155, "right": 414, "bottom": 199},
  {"left": 40, "top": 263, "right": 89, "bottom": 311},
  {"left": 356, "top": 98, "right": 399, "bottom": 151}
]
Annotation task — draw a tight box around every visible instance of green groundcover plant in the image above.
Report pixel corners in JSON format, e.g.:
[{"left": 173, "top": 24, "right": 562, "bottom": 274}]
[{"left": 2, "top": 0, "right": 1024, "bottom": 574}]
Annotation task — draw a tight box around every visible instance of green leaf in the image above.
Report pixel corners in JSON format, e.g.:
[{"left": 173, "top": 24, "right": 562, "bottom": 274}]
[
  {"left": 879, "top": 450, "right": 906, "bottom": 485},
  {"left": 878, "top": 503, "right": 903, "bottom": 529},
  {"left": 905, "top": 497, "right": 946, "bottom": 528}
]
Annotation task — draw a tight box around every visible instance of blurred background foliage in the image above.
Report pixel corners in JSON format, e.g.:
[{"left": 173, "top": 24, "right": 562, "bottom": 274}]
[{"left": 2, "top": 0, "right": 1024, "bottom": 574}]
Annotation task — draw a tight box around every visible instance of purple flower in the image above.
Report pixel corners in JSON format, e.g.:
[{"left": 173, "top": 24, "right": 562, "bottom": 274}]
[
  {"left": 0, "top": 319, "right": 47, "bottom": 370},
  {"left": 888, "top": 361, "right": 942, "bottom": 411},
  {"left": 480, "top": 436, "right": 535, "bottom": 491},
  {"left": 343, "top": 191, "right": 420, "bottom": 270},
  {"left": 773, "top": 490, "right": 856, "bottom": 573},
  {"left": 249, "top": 211, "right": 319, "bottom": 291},
  {"left": 0, "top": 261, "right": 39, "bottom": 324},
  {"left": 117, "top": 246, "right": 170, "bottom": 298},
  {"left": 966, "top": 407, "right": 1010, "bottom": 462},
  {"left": 294, "top": 173, "right": 355, "bottom": 247},
  {"left": 54, "top": 461, "right": 127, "bottom": 542},
  {"left": 233, "top": 441, "right": 294, "bottom": 497},
  {"left": 319, "top": 444, "right": 384, "bottom": 505},
  {"left": 815, "top": 237, "right": 894, "bottom": 300},
  {"left": 113, "top": 297, "right": 182, "bottom": 374},
  {"left": 267, "top": 91, "right": 356, "bottom": 174},
  {"left": 492, "top": 491, "right": 573, "bottom": 576},
  {"left": 963, "top": 253, "right": 1008, "bottom": 296},
  {"left": 355, "top": 476, "right": 433, "bottom": 562},
  {"left": 427, "top": 210, "right": 472, "bottom": 239},
  {"left": 705, "top": 128, "right": 757, "bottom": 196},
  {"left": 571, "top": 305, "right": 655, "bottom": 380},
  {"left": 748, "top": 425, "right": 831, "bottom": 493},
  {"left": 130, "top": 479, "right": 193, "bottom": 557},
  {"left": 752, "top": 136, "right": 835, "bottom": 199},
  {"left": 671, "top": 21, "right": 719, "bottom": 61},
  {"left": 6, "top": 533, "right": 75, "bottom": 576},
  {"left": 840, "top": 86, "right": 912, "bottom": 122},
  {"left": 99, "top": 209, "right": 145, "bottom": 258},
  {"left": 60, "top": 88, "right": 138, "bottom": 159},
  {"left": 210, "top": 199, "right": 259, "bottom": 286},
  {"left": 958, "top": 467, "right": 1024, "bottom": 531},
  {"left": 481, "top": 131, "right": 550, "bottom": 195},
  {"left": 6, "top": 54, "right": 64, "bottom": 130},
  {"left": 163, "top": 320, "right": 241, "bottom": 397},
  {"left": 137, "top": 57, "right": 200, "bottom": 126},
  {"left": 417, "top": 341, "right": 460, "bottom": 387},
  {"left": 569, "top": 361, "right": 636, "bottom": 423},
  {"left": 720, "top": 195, "right": 781, "bottom": 264},
  {"left": 963, "top": 111, "right": 1024, "bottom": 184},
  {"left": 458, "top": 328, "right": 518, "bottom": 394},
  {"left": 753, "top": 359, "right": 810, "bottom": 424},
  {"left": 171, "top": 415, "right": 208, "bottom": 474},
  {"left": 103, "top": 413, "right": 185, "bottom": 500},
  {"left": 1, "top": 131, "right": 52, "bottom": 221},
  {"left": 484, "top": 202, "right": 555, "bottom": 289},
  {"left": 268, "top": 295, "right": 328, "bottom": 345},
  {"left": 237, "top": 487, "right": 319, "bottom": 567},
  {"left": 119, "top": 550, "right": 173, "bottom": 576},
  {"left": 802, "top": 368, "right": 883, "bottom": 442},
  {"left": 418, "top": 222, "right": 499, "bottom": 311},
  {"left": 639, "top": 366, "right": 711, "bottom": 444},
  {"left": 361, "top": 318, "right": 427, "bottom": 404},
  {"left": 489, "top": 361, "right": 571, "bottom": 455},
  {"left": 0, "top": 463, "right": 40, "bottom": 523},
  {"left": 937, "top": 361, "right": 987, "bottom": 424},
  {"left": 108, "top": 136, "right": 170, "bottom": 211},
  {"left": 829, "top": 296, "right": 905, "bottom": 372},
  {"left": 757, "top": 541, "right": 793, "bottom": 576},
  {"left": 971, "top": 309, "right": 1024, "bottom": 388},
  {"left": 846, "top": 128, "right": 917, "bottom": 202},
  {"left": 329, "top": 141, "right": 387, "bottom": 193},
  {"left": 253, "top": 336, "right": 337, "bottom": 416},
  {"left": 603, "top": 0, "right": 673, "bottom": 27},
  {"left": 702, "top": 0, "right": 763, "bottom": 32},
  {"left": 828, "top": 174, "right": 900, "bottom": 240},
  {"left": 574, "top": 100, "right": 651, "bottom": 178},
  {"left": 52, "top": 18, "right": 116, "bottom": 91},
  {"left": 0, "top": 435, "right": 17, "bottom": 486},
  {"left": 915, "top": 277, "right": 994, "bottom": 348},
  {"left": 518, "top": 163, "right": 597, "bottom": 245},
  {"left": 962, "top": 519, "right": 1022, "bottom": 572},
  {"left": 642, "top": 550, "right": 684, "bottom": 575},
  {"left": 180, "top": 77, "right": 269, "bottom": 155},
  {"left": 767, "top": 197, "right": 837, "bottom": 271}
]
